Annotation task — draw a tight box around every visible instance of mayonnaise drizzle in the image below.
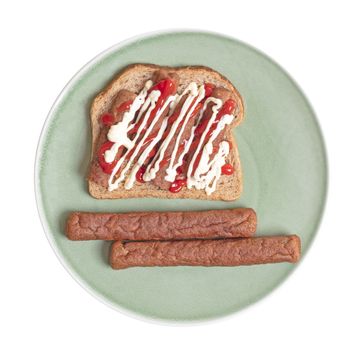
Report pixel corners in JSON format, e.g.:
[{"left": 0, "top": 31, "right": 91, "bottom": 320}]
[
  {"left": 143, "top": 82, "right": 203, "bottom": 182},
  {"left": 109, "top": 94, "right": 175, "bottom": 191},
  {"left": 107, "top": 88, "right": 160, "bottom": 191},
  {"left": 164, "top": 85, "right": 206, "bottom": 182},
  {"left": 102, "top": 79, "right": 235, "bottom": 195},
  {"left": 187, "top": 113, "right": 233, "bottom": 194},
  {"left": 193, "top": 114, "right": 234, "bottom": 180},
  {"left": 186, "top": 97, "right": 223, "bottom": 185},
  {"left": 104, "top": 80, "right": 153, "bottom": 163},
  {"left": 125, "top": 119, "right": 168, "bottom": 190},
  {"left": 202, "top": 141, "right": 230, "bottom": 195},
  {"left": 169, "top": 94, "right": 180, "bottom": 115}
]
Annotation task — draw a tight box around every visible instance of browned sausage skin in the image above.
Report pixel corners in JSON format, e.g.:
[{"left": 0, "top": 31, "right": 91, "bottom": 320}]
[
  {"left": 66, "top": 208, "right": 257, "bottom": 241},
  {"left": 110, "top": 235, "right": 301, "bottom": 269}
]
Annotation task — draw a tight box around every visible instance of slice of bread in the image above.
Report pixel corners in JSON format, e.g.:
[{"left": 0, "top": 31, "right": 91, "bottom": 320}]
[{"left": 89, "top": 64, "right": 244, "bottom": 201}]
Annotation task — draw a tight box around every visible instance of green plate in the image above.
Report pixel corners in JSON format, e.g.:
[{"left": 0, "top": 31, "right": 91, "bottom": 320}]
[{"left": 35, "top": 31, "right": 327, "bottom": 322}]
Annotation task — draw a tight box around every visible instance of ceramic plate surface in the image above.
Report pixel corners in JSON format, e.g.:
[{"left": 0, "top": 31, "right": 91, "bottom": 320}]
[{"left": 35, "top": 31, "right": 327, "bottom": 322}]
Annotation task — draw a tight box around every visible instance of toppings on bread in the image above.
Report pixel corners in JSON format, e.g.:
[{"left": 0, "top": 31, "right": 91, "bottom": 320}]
[{"left": 88, "top": 64, "right": 244, "bottom": 200}]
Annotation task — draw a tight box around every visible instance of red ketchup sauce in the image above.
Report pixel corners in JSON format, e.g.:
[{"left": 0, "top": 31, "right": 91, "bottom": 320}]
[
  {"left": 101, "top": 113, "right": 114, "bottom": 126},
  {"left": 136, "top": 166, "right": 146, "bottom": 183},
  {"left": 101, "top": 100, "right": 133, "bottom": 127},
  {"left": 190, "top": 99, "right": 236, "bottom": 176},
  {"left": 194, "top": 99, "right": 236, "bottom": 137},
  {"left": 98, "top": 141, "right": 117, "bottom": 174},
  {"left": 169, "top": 179, "right": 187, "bottom": 193},
  {"left": 159, "top": 84, "right": 215, "bottom": 192},
  {"left": 116, "top": 100, "right": 133, "bottom": 114},
  {"left": 204, "top": 83, "right": 215, "bottom": 97},
  {"left": 130, "top": 79, "right": 176, "bottom": 134},
  {"left": 221, "top": 163, "right": 234, "bottom": 175},
  {"left": 97, "top": 79, "right": 175, "bottom": 176},
  {"left": 97, "top": 80, "right": 232, "bottom": 193}
]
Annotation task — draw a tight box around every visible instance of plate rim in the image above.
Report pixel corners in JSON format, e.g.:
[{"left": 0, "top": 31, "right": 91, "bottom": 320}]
[{"left": 34, "top": 28, "right": 328, "bottom": 324}]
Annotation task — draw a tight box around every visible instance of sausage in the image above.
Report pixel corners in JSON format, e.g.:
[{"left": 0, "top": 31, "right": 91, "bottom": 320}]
[
  {"left": 211, "top": 87, "right": 234, "bottom": 104},
  {"left": 89, "top": 70, "right": 180, "bottom": 187},
  {"left": 152, "top": 69, "right": 179, "bottom": 84},
  {"left": 109, "top": 235, "right": 301, "bottom": 269},
  {"left": 207, "top": 87, "right": 235, "bottom": 163},
  {"left": 151, "top": 94, "right": 194, "bottom": 190},
  {"left": 182, "top": 87, "right": 236, "bottom": 177},
  {"left": 89, "top": 90, "right": 137, "bottom": 187},
  {"left": 66, "top": 208, "right": 257, "bottom": 241},
  {"left": 123, "top": 71, "right": 180, "bottom": 176},
  {"left": 152, "top": 87, "right": 236, "bottom": 190},
  {"left": 110, "top": 90, "right": 138, "bottom": 122}
]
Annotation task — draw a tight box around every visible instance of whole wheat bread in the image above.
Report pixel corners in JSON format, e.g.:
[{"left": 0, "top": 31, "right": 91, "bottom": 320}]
[{"left": 89, "top": 64, "right": 244, "bottom": 200}]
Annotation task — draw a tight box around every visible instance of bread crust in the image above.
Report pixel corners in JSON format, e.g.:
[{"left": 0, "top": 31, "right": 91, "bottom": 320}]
[{"left": 88, "top": 64, "right": 244, "bottom": 200}]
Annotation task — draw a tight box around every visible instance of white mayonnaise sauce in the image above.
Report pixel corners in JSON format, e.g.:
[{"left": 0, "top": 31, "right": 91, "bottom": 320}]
[
  {"left": 102, "top": 79, "right": 235, "bottom": 195},
  {"left": 186, "top": 97, "right": 223, "bottom": 186},
  {"left": 186, "top": 103, "right": 234, "bottom": 195},
  {"left": 203, "top": 141, "right": 231, "bottom": 195},
  {"left": 104, "top": 80, "right": 153, "bottom": 163},
  {"left": 125, "top": 119, "right": 168, "bottom": 189},
  {"left": 193, "top": 114, "right": 234, "bottom": 180},
  {"left": 143, "top": 82, "right": 203, "bottom": 182},
  {"left": 107, "top": 88, "right": 160, "bottom": 191},
  {"left": 109, "top": 94, "right": 175, "bottom": 191},
  {"left": 164, "top": 85, "right": 206, "bottom": 182}
]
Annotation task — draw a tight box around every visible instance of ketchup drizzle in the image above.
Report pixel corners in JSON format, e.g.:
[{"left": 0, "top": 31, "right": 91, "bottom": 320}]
[
  {"left": 136, "top": 166, "right": 146, "bottom": 183},
  {"left": 221, "top": 163, "right": 234, "bottom": 175},
  {"left": 97, "top": 80, "right": 235, "bottom": 194},
  {"left": 98, "top": 78, "right": 175, "bottom": 175},
  {"left": 169, "top": 179, "right": 187, "bottom": 193}
]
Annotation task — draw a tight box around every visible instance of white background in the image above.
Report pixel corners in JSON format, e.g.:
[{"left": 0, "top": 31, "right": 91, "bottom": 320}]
[{"left": 1, "top": 0, "right": 359, "bottom": 349}]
